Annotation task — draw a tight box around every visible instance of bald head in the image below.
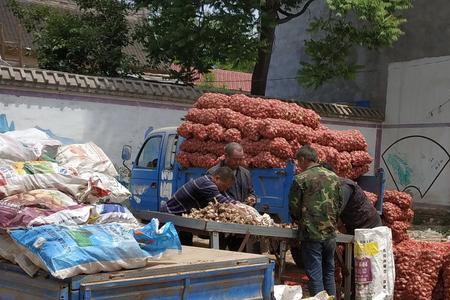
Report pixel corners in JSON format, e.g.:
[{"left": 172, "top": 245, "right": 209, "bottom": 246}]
[
  {"left": 224, "top": 142, "right": 244, "bottom": 170},
  {"left": 224, "top": 142, "right": 243, "bottom": 155}
]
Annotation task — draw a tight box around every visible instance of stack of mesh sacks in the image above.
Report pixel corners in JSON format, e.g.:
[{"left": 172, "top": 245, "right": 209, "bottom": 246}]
[
  {"left": 369, "top": 189, "right": 450, "bottom": 300},
  {"left": 382, "top": 191, "right": 414, "bottom": 244},
  {"left": 394, "top": 240, "right": 450, "bottom": 300},
  {"left": 176, "top": 93, "right": 372, "bottom": 180}
]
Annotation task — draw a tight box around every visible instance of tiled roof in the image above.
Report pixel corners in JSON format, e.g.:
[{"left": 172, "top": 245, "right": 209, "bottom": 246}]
[
  {"left": 0, "top": 65, "right": 384, "bottom": 121},
  {"left": 296, "top": 100, "right": 384, "bottom": 122},
  {"left": 196, "top": 69, "right": 252, "bottom": 92},
  {"left": 0, "top": 66, "right": 201, "bottom": 104}
]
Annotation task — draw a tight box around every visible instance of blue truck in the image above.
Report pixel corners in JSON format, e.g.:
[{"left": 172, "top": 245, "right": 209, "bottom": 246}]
[
  {"left": 124, "top": 127, "right": 385, "bottom": 223},
  {"left": 0, "top": 246, "right": 274, "bottom": 299}
]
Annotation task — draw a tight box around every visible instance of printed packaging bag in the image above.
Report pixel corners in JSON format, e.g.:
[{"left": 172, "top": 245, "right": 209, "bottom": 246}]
[{"left": 354, "top": 226, "right": 395, "bottom": 300}]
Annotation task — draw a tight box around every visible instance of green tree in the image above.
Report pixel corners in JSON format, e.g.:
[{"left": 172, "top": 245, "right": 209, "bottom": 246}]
[
  {"left": 133, "top": 0, "right": 411, "bottom": 94},
  {"left": 8, "top": 0, "right": 140, "bottom": 77}
]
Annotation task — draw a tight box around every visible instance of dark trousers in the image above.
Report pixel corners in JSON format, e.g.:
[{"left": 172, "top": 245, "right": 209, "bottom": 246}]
[
  {"left": 302, "top": 239, "right": 336, "bottom": 297},
  {"left": 177, "top": 230, "right": 193, "bottom": 246}
]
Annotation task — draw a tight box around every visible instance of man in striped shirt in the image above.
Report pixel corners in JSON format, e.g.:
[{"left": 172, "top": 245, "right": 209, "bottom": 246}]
[
  {"left": 160, "top": 167, "right": 235, "bottom": 245},
  {"left": 162, "top": 166, "right": 235, "bottom": 215}
]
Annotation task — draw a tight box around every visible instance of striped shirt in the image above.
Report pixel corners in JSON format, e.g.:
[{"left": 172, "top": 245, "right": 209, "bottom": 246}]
[{"left": 162, "top": 175, "right": 233, "bottom": 214}]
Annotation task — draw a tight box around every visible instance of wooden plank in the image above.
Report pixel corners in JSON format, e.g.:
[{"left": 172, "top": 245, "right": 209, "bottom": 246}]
[{"left": 71, "top": 246, "right": 270, "bottom": 285}]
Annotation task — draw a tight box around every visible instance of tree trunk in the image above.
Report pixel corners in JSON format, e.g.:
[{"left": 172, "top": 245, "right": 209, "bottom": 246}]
[{"left": 251, "top": 4, "right": 278, "bottom": 96}]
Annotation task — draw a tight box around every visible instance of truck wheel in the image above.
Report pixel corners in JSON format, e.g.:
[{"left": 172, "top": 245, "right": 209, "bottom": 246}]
[{"left": 290, "top": 245, "right": 304, "bottom": 269}]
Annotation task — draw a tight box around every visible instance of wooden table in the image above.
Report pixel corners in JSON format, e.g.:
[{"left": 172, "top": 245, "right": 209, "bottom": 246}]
[{"left": 135, "top": 211, "right": 354, "bottom": 300}]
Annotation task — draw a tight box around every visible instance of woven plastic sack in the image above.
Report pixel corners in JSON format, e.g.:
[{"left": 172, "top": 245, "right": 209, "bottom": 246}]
[
  {"left": 0, "top": 161, "right": 86, "bottom": 199},
  {"left": 27, "top": 205, "right": 92, "bottom": 227},
  {"left": 56, "top": 142, "right": 118, "bottom": 177},
  {"left": 0, "top": 189, "right": 81, "bottom": 228},
  {"left": 78, "top": 172, "right": 131, "bottom": 204},
  {"left": 354, "top": 226, "right": 395, "bottom": 300},
  {"left": 10, "top": 223, "right": 152, "bottom": 279},
  {"left": 90, "top": 204, "right": 139, "bottom": 228},
  {"left": 0, "top": 233, "right": 40, "bottom": 276},
  {"left": 0, "top": 134, "right": 36, "bottom": 161},
  {"left": 5, "top": 128, "right": 61, "bottom": 160}
]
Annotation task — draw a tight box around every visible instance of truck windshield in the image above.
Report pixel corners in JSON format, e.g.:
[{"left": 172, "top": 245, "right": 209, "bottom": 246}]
[{"left": 137, "top": 136, "right": 162, "bottom": 169}]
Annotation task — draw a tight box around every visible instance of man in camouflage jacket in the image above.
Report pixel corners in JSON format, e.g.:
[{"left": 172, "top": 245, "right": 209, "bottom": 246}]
[{"left": 289, "top": 145, "right": 342, "bottom": 297}]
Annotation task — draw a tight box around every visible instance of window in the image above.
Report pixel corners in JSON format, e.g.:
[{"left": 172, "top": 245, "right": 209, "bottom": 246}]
[
  {"left": 137, "top": 136, "right": 162, "bottom": 168},
  {"left": 164, "top": 135, "right": 178, "bottom": 170}
]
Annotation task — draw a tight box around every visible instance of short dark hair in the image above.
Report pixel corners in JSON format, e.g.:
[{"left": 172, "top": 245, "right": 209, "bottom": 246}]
[
  {"left": 212, "top": 166, "right": 235, "bottom": 182},
  {"left": 320, "top": 162, "right": 335, "bottom": 172},
  {"left": 224, "top": 142, "right": 243, "bottom": 156},
  {"left": 296, "top": 145, "right": 318, "bottom": 162}
]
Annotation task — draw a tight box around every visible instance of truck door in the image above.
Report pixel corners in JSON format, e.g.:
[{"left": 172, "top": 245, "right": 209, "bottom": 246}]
[
  {"left": 159, "top": 134, "right": 178, "bottom": 206},
  {"left": 130, "top": 134, "right": 163, "bottom": 211}
]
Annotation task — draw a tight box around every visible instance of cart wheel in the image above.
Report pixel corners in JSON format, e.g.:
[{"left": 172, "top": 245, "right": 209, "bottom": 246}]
[{"left": 290, "top": 245, "right": 304, "bottom": 269}]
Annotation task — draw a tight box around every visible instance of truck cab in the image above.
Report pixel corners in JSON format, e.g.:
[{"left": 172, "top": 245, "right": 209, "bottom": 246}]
[{"left": 126, "top": 127, "right": 384, "bottom": 223}]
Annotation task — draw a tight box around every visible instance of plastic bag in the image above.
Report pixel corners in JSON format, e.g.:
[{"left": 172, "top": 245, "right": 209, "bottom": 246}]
[
  {"left": 274, "top": 285, "right": 303, "bottom": 300},
  {"left": 56, "top": 142, "right": 118, "bottom": 177},
  {"left": 9, "top": 223, "right": 152, "bottom": 279},
  {"left": 354, "top": 226, "right": 395, "bottom": 300},
  {"left": 302, "top": 291, "right": 333, "bottom": 300},
  {"left": 134, "top": 218, "right": 181, "bottom": 257}
]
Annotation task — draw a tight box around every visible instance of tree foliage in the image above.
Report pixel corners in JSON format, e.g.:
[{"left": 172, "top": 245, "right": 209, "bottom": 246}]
[
  {"left": 8, "top": 0, "right": 140, "bottom": 77},
  {"left": 134, "top": 0, "right": 411, "bottom": 91},
  {"left": 299, "top": 0, "right": 412, "bottom": 88},
  {"left": 133, "top": 1, "right": 260, "bottom": 83}
]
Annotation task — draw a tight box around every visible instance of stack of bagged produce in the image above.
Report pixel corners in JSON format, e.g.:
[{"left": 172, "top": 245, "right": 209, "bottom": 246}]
[
  {"left": 0, "top": 128, "right": 181, "bottom": 279},
  {"left": 176, "top": 93, "right": 372, "bottom": 179},
  {"left": 382, "top": 190, "right": 414, "bottom": 244},
  {"left": 371, "top": 190, "right": 450, "bottom": 300},
  {"left": 394, "top": 240, "right": 450, "bottom": 300}
]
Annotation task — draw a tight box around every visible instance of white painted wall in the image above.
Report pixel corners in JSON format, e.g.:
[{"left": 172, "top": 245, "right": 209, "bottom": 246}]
[
  {"left": 382, "top": 56, "right": 450, "bottom": 206},
  {"left": 0, "top": 91, "right": 382, "bottom": 176},
  {"left": 0, "top": 92, "right": 187, "bottom": 167},
  {"left": 386, "top": 56, "right": 450, "bottom": 125}
]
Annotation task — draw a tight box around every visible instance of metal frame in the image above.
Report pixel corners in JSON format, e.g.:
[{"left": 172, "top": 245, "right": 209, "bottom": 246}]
[{"left": 135, "top": 211, "right": 354, "bottom": 300}]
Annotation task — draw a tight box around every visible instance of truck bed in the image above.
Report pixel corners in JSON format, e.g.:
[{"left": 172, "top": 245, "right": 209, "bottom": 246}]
[{"left": 0, "top": 246, "right": 274, "bottom": 300}]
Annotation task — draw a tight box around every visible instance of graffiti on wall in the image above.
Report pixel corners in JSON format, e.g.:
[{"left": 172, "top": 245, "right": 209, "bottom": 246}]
[{"left": 382, "top": 135, "right": 450, "bottom": 198}]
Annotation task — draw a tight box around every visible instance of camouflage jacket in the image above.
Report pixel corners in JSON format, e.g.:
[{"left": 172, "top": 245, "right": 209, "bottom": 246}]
[{"left": 289, "top": 164, "right": 341, "bottom": 241}]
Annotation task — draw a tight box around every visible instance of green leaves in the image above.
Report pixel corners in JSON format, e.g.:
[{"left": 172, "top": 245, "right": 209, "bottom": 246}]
[
  {"left": 134, "top": 0, "right": 260, "bottom": 83},
  {"left": 299, "top": 0, "right": 412, "bottom": 89},
  {"left": 8, "top": 0, "right": 139, "bottom": 77},
  {"left": 9, "top": 0, "right": 412, "bottom": 90}
]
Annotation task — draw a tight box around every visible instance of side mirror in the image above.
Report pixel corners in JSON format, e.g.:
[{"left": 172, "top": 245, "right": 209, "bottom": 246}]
[{"left": 122, "top": 145, "right": 132, "bottom": 161}]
